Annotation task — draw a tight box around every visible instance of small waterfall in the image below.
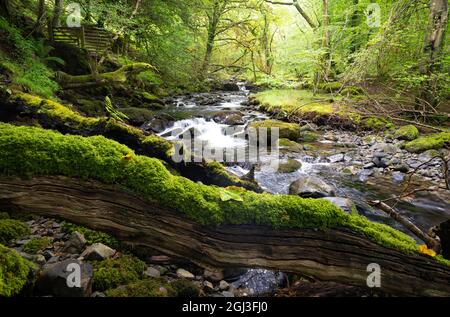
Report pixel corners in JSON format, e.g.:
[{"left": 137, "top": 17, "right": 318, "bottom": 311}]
[{"left": 158, "top": 118, "right": 246, "bottom": 148}]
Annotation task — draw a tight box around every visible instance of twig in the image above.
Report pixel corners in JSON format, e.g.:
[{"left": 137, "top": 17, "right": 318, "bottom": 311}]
[{"left": 369, "top": 200, "right": 441, "bottom": 252}]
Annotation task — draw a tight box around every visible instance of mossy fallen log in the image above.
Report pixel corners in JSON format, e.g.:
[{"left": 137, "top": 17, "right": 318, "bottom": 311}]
[
  {"left": 56, "top": 63, "right": 155, "bottom": 89},
  {"left": 1, "top": 174, "right": 450, "bottom": 296},
  {"left": 0, "top": 123, "right": 450, "bottom": 296},
  {"left": 0, "top": 91, "right": 260, "bottom": 192}
]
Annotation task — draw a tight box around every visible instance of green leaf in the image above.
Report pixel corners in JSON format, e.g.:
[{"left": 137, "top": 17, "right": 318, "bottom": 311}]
[{"left": 219, "top": 189, "right": 244, "bottom": 202}]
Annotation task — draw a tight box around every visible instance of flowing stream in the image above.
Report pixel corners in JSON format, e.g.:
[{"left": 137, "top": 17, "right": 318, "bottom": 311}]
[{"left": 147, "top": 84, "right": 450, "bottom": 295}]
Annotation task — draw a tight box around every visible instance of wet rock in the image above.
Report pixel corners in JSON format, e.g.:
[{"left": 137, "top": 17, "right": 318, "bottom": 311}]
[
  {"left": 289, "top": 176, "right": 336, "bottom": 198},
  {"left": 210, "top": 111, "right": 245, "bottom": 125},
  {"left": 392, "top": 171, "right": 405, "bottom": 183},
  {"left": 177, "top": 268, "right": 195, "bottom": 279},
  {"left": 221, "top": 291, "right": 235, "bottom": 297},
  {"left": 91, "top": 291, "right": 106, "bottom": 297},
  {"left": 418, "top": 149, "right": 439, "bottom": 163},
  {"left": 142, "top": 114, "right": 175, "bottom": 133},
  {"left": 372, "top": 157, "right": 389, "bottom": 168},
  {"left": 323, "top": 197, "right": 357, "bottom": 214},
  {"left": 144, "top": 266, "right": 161, "bottom": 278},
  {"left": 203, "top": 281, "right": 214, "bottom": 292},
  {"left": 80, "top": 243, "right": 116, "bottom": 261},
  {"left": 328, "top": 154, "right": 345, "bottom": 163},
  {"left": 363, "top": 162, "right": 376, "bottom": 169},
  {"left": 204, "top": 269, "right": 224, "bottom": 282},
  {"left": 277, "top": 159, "right": 302, "bottom": 174},
  {"left": 393, "top": 164, "right": 409, "bottom": 173},
  {"left": 219, "top": 280, "right": 230, "bottom": 291},
  {"left": 63, "top": 232, "right": 86, "bottom": 254},
  {"left": 42, "top": 250, "right": 55, "bottom": 261},
  {"left": 35, "top": 254, "right": 47, "bottom": 265},
  {"left": 222, "top": 82, "right": 240, "bottom": 92},
  {"left": 36, "top": 259, "right": 93, "bottom": 297}
]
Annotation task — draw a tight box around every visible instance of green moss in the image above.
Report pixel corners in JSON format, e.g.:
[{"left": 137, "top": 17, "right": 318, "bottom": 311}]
[
  {"left": 254, "top": 89, "right": 335, "bottom": 116},
  {"left": 61, "top": 222, "right": 120, "bottom": 249},
  {"left": 278, "top": 138, "right": 302, "bottom": 152},
  {"left": 363, "top": 117, "right": 394, "bottom": 131},
  {"left": 0, "top": 219, "right": 30, "bottom": 245},
  {"left": 404, "top": 132, "right": 450, "bottom": 153},
  {"left": 171, "top": 279, "right": 200, "bottom": 297},
  {"left": 278, "top": 160, "right": 302, "bottom": 174},
  {"left": 0, "top": 123, "right": 436, "bottom": 260},
  {"left": 394, "top": 125, "right": 420, "bottom": 141},
  {"left": 341, "top": 86, "right": 364, "bottom": 96},
  {"left": 142, "top": 135, "right": 174, "bottom": 159},
  {"left": 76, "top": 99, "right": 105, "bottom": 117},
  {"left": 11, "top": 92, "right": 100, "bottom": 129},
  {"left": 0, "top": 244, "right": 33, "bottom": 297},
  {"left": 92, "top": 255, "right": 146, "bottom": 292},
  {"left": 318, "top": 82, "right": 343, "bottom": 92},
  {"left": 105, "top": 278, "right": 175, "bottom": 297},
  {"left": 249, "top": 120, "right": 301, "bottom": 141},
  {"left": 120, "top": 107, "right": 154, "bottom": 126},
  {"left": 22, "top": 237, "right": 51, "bottom": 254},
  {"left": 299, "top": 131, "right": 319, "bottom": 142}
]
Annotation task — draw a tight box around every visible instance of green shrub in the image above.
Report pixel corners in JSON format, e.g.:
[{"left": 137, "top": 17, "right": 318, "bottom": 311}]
[
  {"left": 171, "top": 279, "right": 201, "bottom": 297},
  {"left": 22, "top": 237, "right": 52, "bottom": 254},
  {"left": 0, "top": 244, "right": 33, "bottom": 297},
  {"left": 92, "top": 255, "right": 146, "bottom": 291},
  {"left": 0, "top": 17, "right": 59, "bottom": 98},
  {"left": 61, "top": 222, "right": 119, "bottom": 249},
  {"left": 0, "top": 219, "right": 30, "bottom": 245}
]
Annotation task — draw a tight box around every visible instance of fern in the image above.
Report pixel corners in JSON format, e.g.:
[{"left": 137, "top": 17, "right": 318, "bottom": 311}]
[{"left": 105, "top": 96, "right": 129, "bottom": 122}]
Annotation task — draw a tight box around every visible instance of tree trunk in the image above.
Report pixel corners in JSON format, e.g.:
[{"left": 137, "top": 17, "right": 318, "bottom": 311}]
[
  {"left": 322, "top": 0, "right": 331, "bottom": 81},
  {"left": 424, "top": 0, "right": 448, "bottom": 73},
  {"left": 52, "top": 0, "right": 64, "bottom": 29},
  {"left": 34, "top": 0, "right": 46, "bottom": 34},
  {"left": 1, "top": 176, "right": 449, "bottom": 296},
  {"left": 202, "top": 1, "right": 221, "bottom": 76},
  {"left": 420, "top": 0, "right": 449, "bottom": 108},
  {"left": 0, "top": 0, "right": 11, "bottom": 18}
]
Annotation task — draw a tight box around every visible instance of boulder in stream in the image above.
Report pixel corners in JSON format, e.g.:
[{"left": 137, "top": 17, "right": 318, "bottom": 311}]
[{"left": 289, "top": 176, "right": 336, "bottom": 198}]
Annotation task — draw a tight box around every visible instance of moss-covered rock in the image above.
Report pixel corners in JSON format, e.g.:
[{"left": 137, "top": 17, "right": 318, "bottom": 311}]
[
  {"left": 92, "top": 255, "right": 146, "bottom": 291},
  {"left": 278, "top": 138, "right": 303, "bottom": 152},
  {"left": 299, "top": 131, "right": 319, "bottom": 142},
  {"left": 249, "top": 120, "right": 301, "bottom": 141},
  {"left": 0, "top": 123, "right": 432, "bottom": 257},
  {"left": 120, "top": 107, "right": 154, "bottom": 126},
  {"left": 171, "top": 279, "right": 201, "bottom": 297},
  {"left": 394, "top": 125, "right": 420, "bottom": 141},
  {"left": 105, "top": 278, "right": 175, "bottom": 297},
  {"left": 278, "top": 160, "right": 302, "bottom": 173},
  {"left": 0, "top": 243, "right": 33, "bottom": 297},
  {"left": 0, "top": 219, "right": 30, "bottom": 245},
  {"left": 404, "top": 132, "right": 450, "bottom": 153},
  {"left": 22, "top": 237, "right": 52, "bottom": 254},
  {"left": 363, "top": 117, "right": 394, "bottom": 131}
]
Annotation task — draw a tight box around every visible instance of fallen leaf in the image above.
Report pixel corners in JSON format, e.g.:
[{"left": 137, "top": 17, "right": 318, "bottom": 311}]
[
  {"left": 219, "top": 189, "right": 244, "bottom": 202},
  {"left": 418, "top": 245, "right": 436, "bottom": 257},
  {"left": 122, "top": 153, "right": 133, "bottom": 161}
]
